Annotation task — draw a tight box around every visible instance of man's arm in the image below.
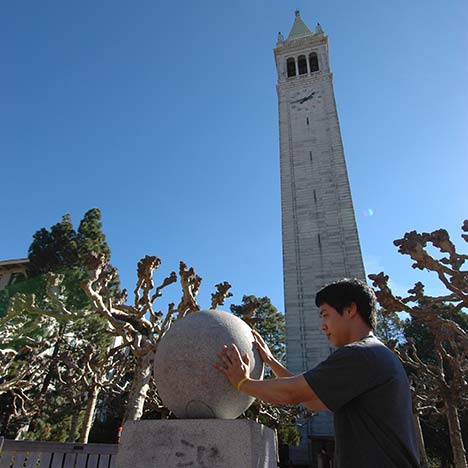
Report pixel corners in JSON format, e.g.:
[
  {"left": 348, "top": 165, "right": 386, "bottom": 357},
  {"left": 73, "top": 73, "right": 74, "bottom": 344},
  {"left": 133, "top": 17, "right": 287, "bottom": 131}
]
[
  {"left": 251, "top": 330, "right": 329, "bottom": 410},
  {"left": 240, "top": 374, "right": 328, "bottom": 410},
  {"left": 215, "top": 343, "right": 328, "bottom": 411}
]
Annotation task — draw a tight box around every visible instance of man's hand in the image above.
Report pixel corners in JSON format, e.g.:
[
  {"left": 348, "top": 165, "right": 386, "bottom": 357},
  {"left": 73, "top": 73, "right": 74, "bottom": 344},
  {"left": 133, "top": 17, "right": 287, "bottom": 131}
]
[
  {"left": 252, "top": 329, "right": 293, "bottom": 378},
  {"left": 252, "top": 329, "right": 274, "bottom": 365},
  {"left": 215, "top": 344, "right": 251, "bottom": 390},
  {"left": 214, "top": 341, "right": 328, "bottom": 410}
]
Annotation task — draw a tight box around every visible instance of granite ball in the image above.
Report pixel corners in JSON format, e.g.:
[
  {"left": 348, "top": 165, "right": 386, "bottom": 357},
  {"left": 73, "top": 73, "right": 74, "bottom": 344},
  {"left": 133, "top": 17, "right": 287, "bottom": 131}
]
[{"left": 153, "top": 309, "right": 264, "bottom": 419}]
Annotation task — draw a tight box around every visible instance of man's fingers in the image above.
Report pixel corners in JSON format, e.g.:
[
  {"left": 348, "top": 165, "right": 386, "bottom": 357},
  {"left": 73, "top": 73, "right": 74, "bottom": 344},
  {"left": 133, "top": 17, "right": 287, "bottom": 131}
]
[
  {"left": 214, "top": 363, "right": 224, "bottom": 372},
  {"left": 230, "top": 343, "right": 243, "bottom": 363},
  {"left": 213, "top": 363, "right": 229, "bottom": 379},
  {"left": 218, "top": 344, "right": 250, "bottom": 370},
  {"left": 252, "top": 329, "right": 261, "bottom": 339},
  {"left": 252, "top": 329, "right": 264, "bottom": 346},
  {"left": 217, "top": 351, "right": 231, "bottom": 366}
]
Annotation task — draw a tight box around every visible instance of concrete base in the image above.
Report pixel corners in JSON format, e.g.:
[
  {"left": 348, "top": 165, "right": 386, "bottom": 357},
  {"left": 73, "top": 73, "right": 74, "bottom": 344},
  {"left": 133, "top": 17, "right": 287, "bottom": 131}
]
[{"left": 115, "top": 419, "right": 278, "bottom": 468}]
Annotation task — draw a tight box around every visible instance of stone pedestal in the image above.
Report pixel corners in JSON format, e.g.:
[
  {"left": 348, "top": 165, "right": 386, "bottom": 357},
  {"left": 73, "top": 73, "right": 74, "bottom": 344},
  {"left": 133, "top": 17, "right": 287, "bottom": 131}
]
[{"left": 115, "top": 419, "right": 278, "bottom": 468}]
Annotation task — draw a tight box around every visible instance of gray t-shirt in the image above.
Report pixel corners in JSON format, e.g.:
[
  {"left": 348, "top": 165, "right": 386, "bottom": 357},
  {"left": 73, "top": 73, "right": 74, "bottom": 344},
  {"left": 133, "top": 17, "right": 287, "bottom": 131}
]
[{"left": 303, "top": 334, "right": 420, "bottom": 468}]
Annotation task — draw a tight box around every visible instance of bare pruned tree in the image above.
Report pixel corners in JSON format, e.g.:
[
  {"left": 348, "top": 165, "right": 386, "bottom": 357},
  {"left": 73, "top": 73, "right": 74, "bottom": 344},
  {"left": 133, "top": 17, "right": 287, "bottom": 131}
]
[
  {"left": 369, "top": 220, "right": 468, "bottom": 468},
  {"left": 81, "top": 254, "right": 233, "bottom": 422},
  {"left": 1, "top": 272, "right": 124, "bottom": 441},
  {"left": 0, "top": 345, "right": 48, "bottom": 420}
]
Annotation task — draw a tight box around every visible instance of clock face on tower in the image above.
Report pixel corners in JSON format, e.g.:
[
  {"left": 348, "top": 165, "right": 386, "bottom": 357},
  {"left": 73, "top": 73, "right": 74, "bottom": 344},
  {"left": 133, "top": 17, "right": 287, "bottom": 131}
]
[
  {"left": 291, "top": 90, "right": 317, "bottom": 104},
  {"left": 290, "top": 89, "right": 322, "bottom": 108}
]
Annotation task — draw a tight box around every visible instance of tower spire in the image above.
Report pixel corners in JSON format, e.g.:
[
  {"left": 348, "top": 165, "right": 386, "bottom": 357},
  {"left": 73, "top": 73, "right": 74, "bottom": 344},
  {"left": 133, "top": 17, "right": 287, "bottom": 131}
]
[{"left": 287, "top": 10, "right": 313, "bottom": 39}]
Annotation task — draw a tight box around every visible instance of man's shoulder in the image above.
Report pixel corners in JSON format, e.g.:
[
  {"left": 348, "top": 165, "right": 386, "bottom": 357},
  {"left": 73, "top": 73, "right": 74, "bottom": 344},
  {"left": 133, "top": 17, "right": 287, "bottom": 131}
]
[
  {"left": 320, "top": 335, "right": 404, "bottom": 377},
  {"left": 339, "top": 335, "right": 402, "bottom": 368},
  {"left": 354, "top": 335, "right": 408, "bottom": 377},
  {"left": 344, "top": 334, "right": 389, "bottom": 353},
  {"left": 304, "top": 335, "right": 404, "bottom": 412}
]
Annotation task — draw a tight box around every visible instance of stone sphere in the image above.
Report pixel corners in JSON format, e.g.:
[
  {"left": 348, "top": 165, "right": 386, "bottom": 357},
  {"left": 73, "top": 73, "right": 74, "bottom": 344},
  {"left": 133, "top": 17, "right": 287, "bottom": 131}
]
[{"left": 154, "top": 309, "right": 263, "bottom": 419}]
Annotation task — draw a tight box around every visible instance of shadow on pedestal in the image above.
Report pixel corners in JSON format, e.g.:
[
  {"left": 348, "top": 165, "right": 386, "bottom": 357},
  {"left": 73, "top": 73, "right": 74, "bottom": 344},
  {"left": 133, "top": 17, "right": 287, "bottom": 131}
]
[{"left": 116, "top": 419, "right": 278, "bottom": 468}]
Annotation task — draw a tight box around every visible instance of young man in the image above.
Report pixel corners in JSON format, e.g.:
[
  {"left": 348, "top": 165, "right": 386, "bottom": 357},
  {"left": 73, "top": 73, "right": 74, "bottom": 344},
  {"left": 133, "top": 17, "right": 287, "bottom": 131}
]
[{"left": 216, "top": 279, "right": 420, "bottom": 468}]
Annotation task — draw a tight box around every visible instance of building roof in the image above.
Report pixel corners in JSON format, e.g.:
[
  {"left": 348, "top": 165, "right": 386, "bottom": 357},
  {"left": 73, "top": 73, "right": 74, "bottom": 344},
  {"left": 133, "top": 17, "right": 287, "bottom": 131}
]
[
  {"left": 287, "top": 10, "right": 313, "bottom": 39},
  {"left": 0, "top": 258, "right": 29, "bottom": 268}
]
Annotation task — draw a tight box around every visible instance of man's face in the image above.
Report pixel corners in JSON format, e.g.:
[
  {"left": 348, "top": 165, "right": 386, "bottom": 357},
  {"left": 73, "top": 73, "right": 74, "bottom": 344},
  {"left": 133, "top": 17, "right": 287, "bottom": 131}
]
[{"left": 319, "top": 302, "right": 350, "bottom": 347}]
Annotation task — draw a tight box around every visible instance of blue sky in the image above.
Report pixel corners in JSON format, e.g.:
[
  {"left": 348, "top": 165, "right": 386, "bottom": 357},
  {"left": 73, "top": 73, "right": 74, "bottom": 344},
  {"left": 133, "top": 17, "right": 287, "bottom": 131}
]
[{"left": 1, "top": 0, "right": 467, "bottom": 313}]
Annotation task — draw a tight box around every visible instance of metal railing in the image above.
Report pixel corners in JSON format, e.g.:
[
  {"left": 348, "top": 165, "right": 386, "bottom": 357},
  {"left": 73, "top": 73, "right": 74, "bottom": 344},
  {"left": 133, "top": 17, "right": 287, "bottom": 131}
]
[{"left": 0, "top": 438, "right": 118, "bottom": 468}]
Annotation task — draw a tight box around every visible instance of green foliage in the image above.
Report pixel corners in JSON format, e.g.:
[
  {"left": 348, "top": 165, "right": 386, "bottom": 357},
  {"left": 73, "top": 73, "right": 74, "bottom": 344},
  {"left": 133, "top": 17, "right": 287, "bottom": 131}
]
[
  {"left": 77, "top": 208, "right": 111, "bottom": 262},
  {"left": 277, "top": 423, "right": 301, "bottom": 446},
  {"left": 421, "top": 413, "right": 454, "bottom": 467},
  {"left": 22, "top": 208, "right": 119, "bottom": 312},
  {"left": 89, "top": 395, "right": 125, "bottom": 444},
  {"left": 231, "top": 295, "right": 286, "bottom": 365},
  {"left": 28, "top": 215, "right": 78, "bottom": 275},
  {"left": 403, "top": 306, "right": 468, "bottom": 363},
  {"left": 70, "top": 314, "right": 113, "bottom": 350},
  {"left": 375, "top": 310, "right": 405, "bottom": 345},
  {"left": 0, "top": 275, "right": 46, "bottom": 319},
  {"left": 59, "top": 269, "right": 90, "bottom": 311},
  {"left": 28, "top": 208, "right": 112, "bottom": 276},
  {"left": 26, "top": 395, "right": 83, "bottom": 443},
  {"left": 242, "top": 400, "right": 303, "bottom": 447}
]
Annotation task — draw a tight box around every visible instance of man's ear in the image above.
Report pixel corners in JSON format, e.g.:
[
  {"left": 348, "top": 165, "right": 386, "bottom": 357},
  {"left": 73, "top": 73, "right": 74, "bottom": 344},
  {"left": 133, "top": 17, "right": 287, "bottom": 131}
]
[{"left": 346, "top": 302, "right": 358, "bottom": 318}]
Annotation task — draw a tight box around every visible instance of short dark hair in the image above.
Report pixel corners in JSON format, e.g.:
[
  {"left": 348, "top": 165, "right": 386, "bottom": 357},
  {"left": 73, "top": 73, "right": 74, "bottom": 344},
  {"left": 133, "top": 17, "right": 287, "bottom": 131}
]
[{"left": 315, "top": 278, "right": 377, "bottom": 329}]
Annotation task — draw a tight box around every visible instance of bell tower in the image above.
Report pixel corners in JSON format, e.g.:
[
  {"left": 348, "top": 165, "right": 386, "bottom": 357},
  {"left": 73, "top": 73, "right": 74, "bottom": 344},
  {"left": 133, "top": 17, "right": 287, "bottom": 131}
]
[{"left": 274, "top": 11, "right": 365, "bottom": 465}]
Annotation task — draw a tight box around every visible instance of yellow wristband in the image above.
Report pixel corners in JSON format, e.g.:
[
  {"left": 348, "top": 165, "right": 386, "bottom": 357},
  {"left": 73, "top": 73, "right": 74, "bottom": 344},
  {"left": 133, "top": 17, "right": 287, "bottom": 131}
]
[{"left": 237, "top": 377, "right": 249, "bottom": 391}]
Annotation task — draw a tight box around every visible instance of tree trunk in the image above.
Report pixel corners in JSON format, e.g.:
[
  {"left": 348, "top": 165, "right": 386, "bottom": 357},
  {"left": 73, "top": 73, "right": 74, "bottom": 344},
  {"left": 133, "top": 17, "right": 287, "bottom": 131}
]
[
  {"left": 445, "top": 401, "right": 468, "bottom": 468},
  {"left": 0, "top": 393, "right": 14, "bottom": 434},
  {"left": 80, "top": 385, "right": 100, "bottom": 443},
  {"left": 69, "top": 408, "right": 80, "bottom": 442},
  {"left": 123, "top": 352, "right": 154, "bottom": 422},
  {"left": 28, "top": 324, "right": 66, "bottom": 434},
  {"left": 40, "top": 324, "right": 66, "bottom": 395},
  {"left": 413, "top": 413, "right": 429, "bottom": 468},
  {"left": 14, "top": 422, "right": 30, "bottom": 440}
]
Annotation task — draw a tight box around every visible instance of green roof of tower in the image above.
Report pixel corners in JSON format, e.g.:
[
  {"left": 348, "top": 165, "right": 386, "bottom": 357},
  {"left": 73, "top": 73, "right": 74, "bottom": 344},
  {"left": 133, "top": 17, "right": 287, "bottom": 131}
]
[{"left": 287, "top": 10, "right": 312, "bottom": 39}]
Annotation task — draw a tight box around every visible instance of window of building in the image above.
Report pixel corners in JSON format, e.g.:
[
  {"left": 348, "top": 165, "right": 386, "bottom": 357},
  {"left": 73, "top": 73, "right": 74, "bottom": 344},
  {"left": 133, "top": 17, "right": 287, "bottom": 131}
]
[
  {"left": 309, "top": 52, "right": 319, "bottom": 72},
  {"left": 298, "top": 55, "right": 307, "bottom": 75},
  {"left": 7, "top": 272, "right": 26, "bottom": 286},
  {"left": 287, "top": 57, "right": 296, "bottom": 77}
]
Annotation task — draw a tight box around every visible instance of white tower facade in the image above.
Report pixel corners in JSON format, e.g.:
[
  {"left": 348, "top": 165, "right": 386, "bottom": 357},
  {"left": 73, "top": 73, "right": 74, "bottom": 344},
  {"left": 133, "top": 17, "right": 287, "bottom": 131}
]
[{"left": 274, "top": 11, "right": 365, "bottom": 465}]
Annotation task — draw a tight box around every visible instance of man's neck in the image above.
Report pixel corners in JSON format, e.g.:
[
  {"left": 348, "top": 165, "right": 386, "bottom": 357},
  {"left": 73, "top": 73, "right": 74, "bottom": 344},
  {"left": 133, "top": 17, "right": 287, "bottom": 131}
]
[{"left": 348, "top": 327, "right": 373, "bottom": 345}]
